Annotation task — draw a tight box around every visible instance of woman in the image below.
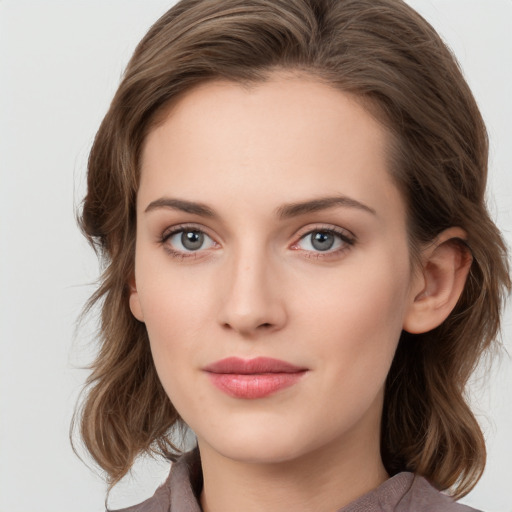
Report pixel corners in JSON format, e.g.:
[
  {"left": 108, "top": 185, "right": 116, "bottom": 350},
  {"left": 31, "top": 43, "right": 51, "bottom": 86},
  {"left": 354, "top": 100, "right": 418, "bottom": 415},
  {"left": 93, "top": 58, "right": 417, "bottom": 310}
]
[{"left": 75, "top": 0, "right": 510, "bottom": 510}]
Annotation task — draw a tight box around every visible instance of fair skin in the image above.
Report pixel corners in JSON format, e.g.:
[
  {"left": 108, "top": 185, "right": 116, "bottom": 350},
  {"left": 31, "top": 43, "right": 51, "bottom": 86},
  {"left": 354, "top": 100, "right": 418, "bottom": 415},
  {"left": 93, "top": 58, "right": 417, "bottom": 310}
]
[{"left": 129, "top": 74, "right": 471, "bottom": 512}]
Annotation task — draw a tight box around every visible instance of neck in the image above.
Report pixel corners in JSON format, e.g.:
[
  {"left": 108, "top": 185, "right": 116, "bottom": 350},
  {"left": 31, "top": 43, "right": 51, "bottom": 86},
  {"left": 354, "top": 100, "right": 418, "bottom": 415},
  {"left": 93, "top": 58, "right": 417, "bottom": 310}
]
[{"left": 198, "top": 426, "right": 388, "bottom": 512}]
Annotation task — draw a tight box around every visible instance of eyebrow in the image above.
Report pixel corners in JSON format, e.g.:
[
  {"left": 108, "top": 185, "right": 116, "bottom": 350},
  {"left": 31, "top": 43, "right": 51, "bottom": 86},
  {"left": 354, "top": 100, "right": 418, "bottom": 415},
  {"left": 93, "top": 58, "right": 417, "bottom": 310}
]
[
  {"left": 144, "top": 195, "right": 376, "bottom": 218},
  {"left": 144, "top": 198, "right": 216, "bottom": 217},
  {"left": 276, "top": 196, "right": 376, "bottom": 218}
]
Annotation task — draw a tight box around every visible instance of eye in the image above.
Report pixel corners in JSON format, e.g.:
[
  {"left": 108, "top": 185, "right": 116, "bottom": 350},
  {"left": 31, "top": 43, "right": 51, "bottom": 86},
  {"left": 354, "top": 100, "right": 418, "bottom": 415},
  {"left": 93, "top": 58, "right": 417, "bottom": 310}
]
[
  {"left": 293, "top": 228, "right": 354, "bottom": 254},
  {"left": 164, "top": 227, "right": 217, "bottom": 254}
]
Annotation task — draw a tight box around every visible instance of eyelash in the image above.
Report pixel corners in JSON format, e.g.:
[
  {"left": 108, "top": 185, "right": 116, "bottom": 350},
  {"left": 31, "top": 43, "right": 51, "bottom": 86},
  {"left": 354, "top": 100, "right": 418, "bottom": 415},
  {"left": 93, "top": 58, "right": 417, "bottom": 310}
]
[
  {"left": 160, "top": 224, "right": 356, "bottom": 260},
  {"left": 160, "top": 223, "right": 218, "bottom": 260},
  {"left": 291, "top": 226, "right": 356, "bottom": 259}
]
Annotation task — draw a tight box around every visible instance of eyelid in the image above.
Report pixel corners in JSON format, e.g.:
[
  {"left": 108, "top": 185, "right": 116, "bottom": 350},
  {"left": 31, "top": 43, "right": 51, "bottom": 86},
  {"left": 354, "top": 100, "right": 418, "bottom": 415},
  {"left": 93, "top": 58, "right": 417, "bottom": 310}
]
[
  {"left": 160, "top": 223, "right": 220, "bottom": 259},
  {"left": 292, "top": 223, "right": 356, "bottom": 244},
  {"left": 161, "top": 222, "right": 215, "bottom": 240},
  {"left": 289, "top": 224, "right": 356, "bottom": 256},
  {"left": 158, "top": 222, "right": 355, "bottom": 260}
]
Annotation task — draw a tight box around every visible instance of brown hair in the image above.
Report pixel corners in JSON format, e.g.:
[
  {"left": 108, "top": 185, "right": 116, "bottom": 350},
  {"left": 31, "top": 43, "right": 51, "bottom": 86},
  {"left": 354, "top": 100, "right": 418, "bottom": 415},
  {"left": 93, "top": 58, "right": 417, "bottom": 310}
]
[{"left": 74, "top": 0, "right": 510, "bottom": 498}]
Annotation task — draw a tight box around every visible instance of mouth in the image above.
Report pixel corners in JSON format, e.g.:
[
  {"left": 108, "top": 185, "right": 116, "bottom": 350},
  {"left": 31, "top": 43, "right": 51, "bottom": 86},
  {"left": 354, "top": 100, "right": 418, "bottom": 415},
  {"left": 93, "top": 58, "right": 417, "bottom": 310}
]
[{"left": 203, "top": 357, "right": 308, "bottom": 399}]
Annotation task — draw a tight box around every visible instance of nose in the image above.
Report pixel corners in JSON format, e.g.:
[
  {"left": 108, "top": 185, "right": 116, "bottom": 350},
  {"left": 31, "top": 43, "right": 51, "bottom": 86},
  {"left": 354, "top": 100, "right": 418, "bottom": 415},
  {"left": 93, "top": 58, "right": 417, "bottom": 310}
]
[{"left": 216, "top": 248, "right": 287, "bottom": 337}]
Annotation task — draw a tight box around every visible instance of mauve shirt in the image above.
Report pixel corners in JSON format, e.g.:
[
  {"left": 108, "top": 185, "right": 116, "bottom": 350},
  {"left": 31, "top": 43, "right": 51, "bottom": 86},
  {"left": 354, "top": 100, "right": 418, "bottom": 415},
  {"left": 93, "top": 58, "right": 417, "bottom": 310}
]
[{"left": 111, "top": 449, "right": 482, "bottom": 512}]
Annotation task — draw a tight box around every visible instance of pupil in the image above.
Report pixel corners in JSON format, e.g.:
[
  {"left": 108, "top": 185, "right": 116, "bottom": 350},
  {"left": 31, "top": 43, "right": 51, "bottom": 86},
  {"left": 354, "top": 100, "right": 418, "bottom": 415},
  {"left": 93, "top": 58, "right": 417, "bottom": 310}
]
[
  {"left": 311, "top": 231, "right": 334, "bottom": 251},
  {"left": 181, "top": 231, "right": 204, "bottom": 250}
]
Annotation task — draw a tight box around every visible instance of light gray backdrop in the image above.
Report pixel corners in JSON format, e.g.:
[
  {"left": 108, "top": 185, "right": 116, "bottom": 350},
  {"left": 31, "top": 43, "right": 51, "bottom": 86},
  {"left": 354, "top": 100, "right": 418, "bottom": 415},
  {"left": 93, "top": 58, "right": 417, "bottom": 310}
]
[{"left": 1, "top": 1, "right": 511, "bottom": 511}]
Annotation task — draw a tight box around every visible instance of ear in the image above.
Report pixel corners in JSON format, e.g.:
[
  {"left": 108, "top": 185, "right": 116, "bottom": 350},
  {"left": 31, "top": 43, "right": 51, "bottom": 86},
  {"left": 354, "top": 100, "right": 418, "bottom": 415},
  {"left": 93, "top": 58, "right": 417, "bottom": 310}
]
[
  {"left": 403, "top": 227, "right": 472, "bottom": 334},
  {"left": 128, "top": 275, "right": 145, "bottom": 322}
]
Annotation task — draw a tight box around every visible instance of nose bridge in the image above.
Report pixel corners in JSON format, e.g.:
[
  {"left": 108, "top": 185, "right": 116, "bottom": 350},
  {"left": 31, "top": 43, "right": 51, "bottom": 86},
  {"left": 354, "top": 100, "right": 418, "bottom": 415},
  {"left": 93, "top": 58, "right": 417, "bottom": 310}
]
[{"left": 217, "top": 239, "right": 286, "bottom": 335}]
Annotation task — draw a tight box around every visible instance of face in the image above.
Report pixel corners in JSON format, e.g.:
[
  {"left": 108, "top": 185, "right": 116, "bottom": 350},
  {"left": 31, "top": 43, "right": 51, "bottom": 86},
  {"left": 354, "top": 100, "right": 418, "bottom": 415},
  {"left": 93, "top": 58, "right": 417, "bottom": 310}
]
[{"left": 130, "top": 74, "right": 421, "bottom": 467}]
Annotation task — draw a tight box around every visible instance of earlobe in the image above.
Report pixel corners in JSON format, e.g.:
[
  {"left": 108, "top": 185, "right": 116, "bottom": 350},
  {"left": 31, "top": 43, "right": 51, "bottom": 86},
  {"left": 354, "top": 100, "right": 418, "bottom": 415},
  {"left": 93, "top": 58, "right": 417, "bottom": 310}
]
[
  {"left": 403, "top": 228, "right": 472, "bottom": 334},
  {"left": 128, "top": 277, "right": 145, "bottom": 322}
]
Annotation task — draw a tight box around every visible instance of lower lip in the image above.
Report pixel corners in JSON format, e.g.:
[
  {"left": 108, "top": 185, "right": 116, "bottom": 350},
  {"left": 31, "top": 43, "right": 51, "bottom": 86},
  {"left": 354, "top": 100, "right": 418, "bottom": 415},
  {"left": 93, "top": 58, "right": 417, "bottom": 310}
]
[{"left": 206, "top": 372, "right": 307, "bottom": 399}]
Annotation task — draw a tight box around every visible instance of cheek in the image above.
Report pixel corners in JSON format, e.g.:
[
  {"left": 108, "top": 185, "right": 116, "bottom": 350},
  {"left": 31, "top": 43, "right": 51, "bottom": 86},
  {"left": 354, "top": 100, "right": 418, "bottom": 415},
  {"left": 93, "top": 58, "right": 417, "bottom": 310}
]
[
  {"left": 139, "top": 281, "right": 217, "bottom": 431},
  {"left": 134, "top": 263, "right": 211, "bottom": 385},
  {"left": 291, "top": 260, "right": 410, "bottom": 438},
  {"left": 299, "top": 251, "right": 411, "bottom": 381},
  {"left": 136, "top": 249, "right": 214, "bottom": 333},
  {"left": 141, "top": 285, "right": 206, "bottom": 347}
]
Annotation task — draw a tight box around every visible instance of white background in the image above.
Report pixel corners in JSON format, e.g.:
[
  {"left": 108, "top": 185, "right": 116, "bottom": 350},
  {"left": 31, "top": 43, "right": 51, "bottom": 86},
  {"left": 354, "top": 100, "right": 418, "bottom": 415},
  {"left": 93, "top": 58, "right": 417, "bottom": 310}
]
[{"left": 0, "top": 1, "right": 511, "bottom": 511}]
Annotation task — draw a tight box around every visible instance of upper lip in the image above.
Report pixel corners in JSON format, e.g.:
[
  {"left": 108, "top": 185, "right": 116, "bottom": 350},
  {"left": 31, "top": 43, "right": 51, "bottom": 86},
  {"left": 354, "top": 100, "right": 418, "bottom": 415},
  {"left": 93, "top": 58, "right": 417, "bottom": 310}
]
[{"left": 203, "top": 357, "right": 307, "bottom": 374}]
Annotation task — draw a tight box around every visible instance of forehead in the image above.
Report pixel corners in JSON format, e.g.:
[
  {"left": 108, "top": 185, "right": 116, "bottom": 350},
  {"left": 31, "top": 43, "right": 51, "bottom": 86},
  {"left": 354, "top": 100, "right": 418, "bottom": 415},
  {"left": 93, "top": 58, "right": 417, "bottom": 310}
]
[
  {"left": 144, "top": 74, "right": 390, "bottom": 165},
  {"left": 138, "top": 74, "right": 403, "bottom": 224}
]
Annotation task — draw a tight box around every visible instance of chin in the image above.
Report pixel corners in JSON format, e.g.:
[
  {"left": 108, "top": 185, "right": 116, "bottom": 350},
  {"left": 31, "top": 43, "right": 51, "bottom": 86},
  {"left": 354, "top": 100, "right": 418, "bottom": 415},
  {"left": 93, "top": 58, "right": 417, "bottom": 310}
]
[
  {"left": 196, "top": 419, "right": 333, "bottom": 466},
  {"left": 210, "top": 440, "right": 305, "bottom": 465}
]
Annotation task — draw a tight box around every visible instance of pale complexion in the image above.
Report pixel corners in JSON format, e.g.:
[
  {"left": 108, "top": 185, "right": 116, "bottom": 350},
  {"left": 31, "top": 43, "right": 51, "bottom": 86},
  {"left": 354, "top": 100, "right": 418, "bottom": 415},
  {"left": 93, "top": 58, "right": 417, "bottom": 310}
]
[{"left": 130, "top": 74, "right": 471, "bottom": 512}]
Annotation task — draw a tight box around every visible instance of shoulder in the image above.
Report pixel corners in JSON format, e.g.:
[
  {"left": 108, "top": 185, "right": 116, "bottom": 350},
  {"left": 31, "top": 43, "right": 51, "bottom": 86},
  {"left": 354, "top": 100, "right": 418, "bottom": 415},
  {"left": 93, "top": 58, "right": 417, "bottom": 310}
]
[
  {"left": 396, "top": 474, "right": 483, "bottom": 512},
  {"left": 340, "top": 472, "right": 484, "bottom": 512},
  {"left": 107, "top": 473, "right": 172, "bottom": 512},
  {"left": 107, "top": 449, "right": 202, "bottom": 512}
]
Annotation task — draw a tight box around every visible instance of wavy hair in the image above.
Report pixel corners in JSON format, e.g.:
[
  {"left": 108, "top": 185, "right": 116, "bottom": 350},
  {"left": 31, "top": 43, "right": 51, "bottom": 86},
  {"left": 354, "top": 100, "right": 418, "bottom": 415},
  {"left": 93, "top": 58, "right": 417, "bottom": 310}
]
[{"left": 73, "top": 0, "right": 510, "bottom": 497}]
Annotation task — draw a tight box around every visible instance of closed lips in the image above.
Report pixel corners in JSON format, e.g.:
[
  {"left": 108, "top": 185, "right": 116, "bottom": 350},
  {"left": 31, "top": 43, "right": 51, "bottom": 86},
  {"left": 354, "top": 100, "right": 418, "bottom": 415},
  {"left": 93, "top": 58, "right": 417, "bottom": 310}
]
[
  {"left": 203, "top": 357, "right": 308, "bottom": 399},
  {"left": 203, "top": 356, "right": 308, "bottom": 374}
]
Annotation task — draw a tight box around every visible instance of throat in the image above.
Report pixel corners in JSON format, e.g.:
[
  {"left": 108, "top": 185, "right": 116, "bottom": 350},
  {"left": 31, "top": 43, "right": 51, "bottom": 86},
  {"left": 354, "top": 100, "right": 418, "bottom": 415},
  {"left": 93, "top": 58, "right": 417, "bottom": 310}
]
[{"left": 197, "top": 438, "right": 389, "bottom": 512}]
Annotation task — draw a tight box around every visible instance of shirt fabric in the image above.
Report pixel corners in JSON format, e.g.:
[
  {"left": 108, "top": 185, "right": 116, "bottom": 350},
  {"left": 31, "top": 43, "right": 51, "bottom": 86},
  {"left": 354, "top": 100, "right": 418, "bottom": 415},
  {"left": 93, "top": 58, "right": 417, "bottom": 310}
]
[{"left": 111, "top": 449, "right": 482, "bottom": 512}]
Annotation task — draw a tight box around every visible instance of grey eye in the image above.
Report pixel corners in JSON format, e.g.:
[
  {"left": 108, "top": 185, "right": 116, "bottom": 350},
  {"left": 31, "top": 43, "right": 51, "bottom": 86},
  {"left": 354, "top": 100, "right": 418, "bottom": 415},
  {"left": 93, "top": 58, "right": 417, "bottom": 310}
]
[
  {"left": 297, "top": 230, "right": 346, "bottom": 253},
  {"left": 168, "top": 229, "right": 215, "bottom": 252},
  {"left": 181, "top": 231, "right": 204, "bottom": 250},
  {"left": 310, "top": 231, "right": 335, "bottom": 251}
]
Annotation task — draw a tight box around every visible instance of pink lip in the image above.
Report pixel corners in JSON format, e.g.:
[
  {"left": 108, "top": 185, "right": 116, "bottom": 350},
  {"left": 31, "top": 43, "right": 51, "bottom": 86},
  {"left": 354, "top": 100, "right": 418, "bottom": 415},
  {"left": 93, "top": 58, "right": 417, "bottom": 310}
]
[{"left": 203, "top": 357, "right": 308, "bottom": 399}]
